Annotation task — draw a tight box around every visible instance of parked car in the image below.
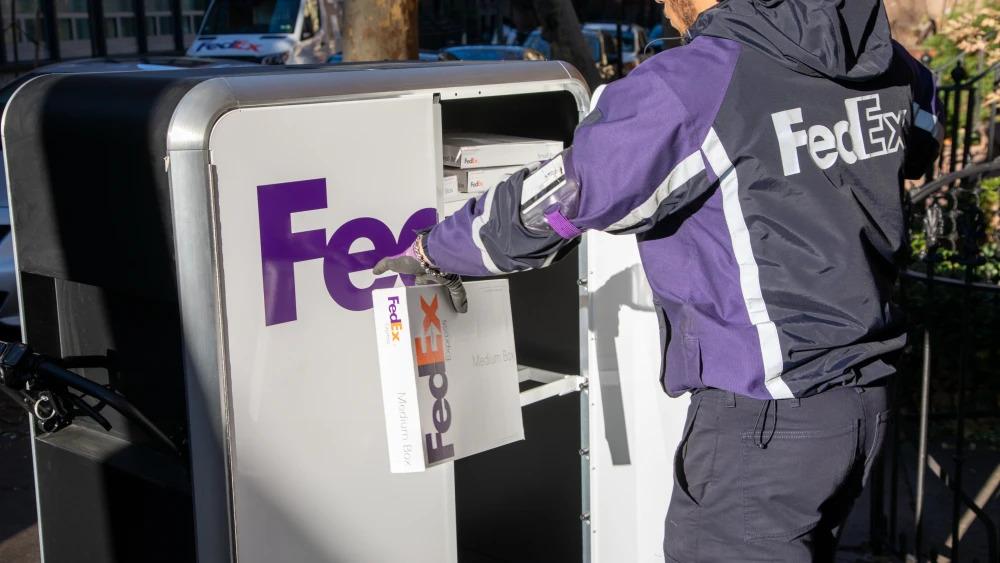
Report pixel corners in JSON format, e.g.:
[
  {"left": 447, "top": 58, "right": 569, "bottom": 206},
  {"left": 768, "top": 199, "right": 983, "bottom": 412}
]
[
  {"left": 327, "top": 50, "right": 442, "bottom": 64},
  {"left": 0, "top": 56, "right": 254, "bottom": 328},
  {"left": 583, "top": 22, "right": 650, "bottom": 72},
  {"left": 523, "top": 28, "right": 615, "bottom": 81},
  {"left": 439, "top": 45, "right": 545, "bottom": 61}
]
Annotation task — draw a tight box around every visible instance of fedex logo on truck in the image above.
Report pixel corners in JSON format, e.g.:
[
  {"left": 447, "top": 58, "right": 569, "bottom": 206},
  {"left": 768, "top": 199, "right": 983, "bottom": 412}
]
[
  {"left": 257, "top": 178, "right": 436, "bottom": 324},
  {"left": 415, "top": 294, "right": 454, "bottom": 463},
  {"left": 195, "top": 40, "right": 262, "bottom": 53}
]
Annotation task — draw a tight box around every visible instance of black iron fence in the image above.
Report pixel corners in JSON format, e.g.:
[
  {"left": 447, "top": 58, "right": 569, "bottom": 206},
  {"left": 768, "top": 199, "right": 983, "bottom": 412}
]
[
  {"left": 866, "top": 60, "right": 1000, "bottom": 563},
  {"left": 927, "top": 59, "right": 1000, "bottom": 179}
]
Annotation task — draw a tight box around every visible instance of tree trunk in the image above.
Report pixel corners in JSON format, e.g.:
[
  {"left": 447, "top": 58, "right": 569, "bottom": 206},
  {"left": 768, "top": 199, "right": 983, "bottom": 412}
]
[
  {"left": 342, "top": 0, "right": 418, "bottom": 62},
  {"left": 532, "top": 0, "right": 602, "bottom": 89}
]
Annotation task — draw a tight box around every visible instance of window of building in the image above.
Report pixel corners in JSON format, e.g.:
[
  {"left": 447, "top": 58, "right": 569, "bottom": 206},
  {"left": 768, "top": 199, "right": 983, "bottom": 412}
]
[
  {"left": 120, "top": 16, "right": 136, "bottom": 37},
  {"left": 2, "top": 0, "right": 51, "bottom": 62},
  {"left": 105, "top": 17, "right": 118, "bottom": 38},
  {"left": 158, "top": 15, "right": 173, "bottom": 34},
  {"left": 58, "top": 17, "right": 73, "bottom": 40},
  {"left": 74, "top": 18, "right": 90, "bottom": 39}
]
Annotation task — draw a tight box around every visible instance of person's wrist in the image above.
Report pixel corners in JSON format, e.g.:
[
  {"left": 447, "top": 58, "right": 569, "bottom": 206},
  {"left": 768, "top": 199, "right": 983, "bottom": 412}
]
[{"left": 414, "top": 233, "right": 437, "bottom": 272}]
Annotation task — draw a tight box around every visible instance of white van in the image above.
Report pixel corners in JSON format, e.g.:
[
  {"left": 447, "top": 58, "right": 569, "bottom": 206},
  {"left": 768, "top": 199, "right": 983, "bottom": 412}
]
[{"left": 188, "top": 0, "right": 341, "bottom": 64}]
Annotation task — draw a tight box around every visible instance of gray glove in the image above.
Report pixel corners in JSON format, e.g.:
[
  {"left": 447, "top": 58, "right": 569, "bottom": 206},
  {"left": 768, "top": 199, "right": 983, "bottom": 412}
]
[{"left": 373, "top": 235, "right": 468, "bottom": 313}]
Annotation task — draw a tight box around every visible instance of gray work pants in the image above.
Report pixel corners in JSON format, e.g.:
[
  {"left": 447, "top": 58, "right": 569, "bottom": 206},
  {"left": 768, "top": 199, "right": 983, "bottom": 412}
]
[{"left": 663, "top": 383, "right": 890, "bottom": 562}]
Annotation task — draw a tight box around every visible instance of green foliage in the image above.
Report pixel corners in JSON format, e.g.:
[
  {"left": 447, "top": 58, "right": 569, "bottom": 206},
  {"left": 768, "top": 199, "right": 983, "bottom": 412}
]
[{"left": 921, "top": 1, "right": 1000, "bottom": 140}]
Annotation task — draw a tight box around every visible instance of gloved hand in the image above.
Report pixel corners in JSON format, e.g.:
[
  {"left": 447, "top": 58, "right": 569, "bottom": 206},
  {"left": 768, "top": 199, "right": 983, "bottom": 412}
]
[{"left": 373, "top": 235, "right": 468, "bottom": 313}]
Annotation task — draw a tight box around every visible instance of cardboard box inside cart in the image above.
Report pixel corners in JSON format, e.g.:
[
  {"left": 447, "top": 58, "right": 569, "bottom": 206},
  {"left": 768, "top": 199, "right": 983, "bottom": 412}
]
[{"left": 373, "top": 280, "right": 523, "bottom": 473}]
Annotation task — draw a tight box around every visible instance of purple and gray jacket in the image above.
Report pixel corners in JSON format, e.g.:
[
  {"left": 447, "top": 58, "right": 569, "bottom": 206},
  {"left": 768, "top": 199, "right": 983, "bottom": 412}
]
[{"left": 424, "top": 0, "right": 942, "bottom": 399}]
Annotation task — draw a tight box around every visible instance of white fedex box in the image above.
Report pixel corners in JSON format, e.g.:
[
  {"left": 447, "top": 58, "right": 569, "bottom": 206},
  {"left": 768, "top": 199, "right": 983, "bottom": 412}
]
[
  {"left": 442, "top": 132, "right": 563, "bottom": 169},
  {"left": 373, "top": 280, "right": 523, "bottom": 472}
]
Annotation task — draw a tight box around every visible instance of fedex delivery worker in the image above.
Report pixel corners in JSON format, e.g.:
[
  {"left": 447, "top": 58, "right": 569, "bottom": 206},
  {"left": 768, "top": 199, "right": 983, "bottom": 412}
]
[{"left": 375, "top": 0, "right": 942, "bottom": 559}]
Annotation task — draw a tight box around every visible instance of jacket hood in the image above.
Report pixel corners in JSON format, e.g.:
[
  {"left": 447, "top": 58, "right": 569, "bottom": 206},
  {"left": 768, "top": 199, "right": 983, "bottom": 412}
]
[{"left": 688, "top": 0, "right": 893, "bottom": 81}]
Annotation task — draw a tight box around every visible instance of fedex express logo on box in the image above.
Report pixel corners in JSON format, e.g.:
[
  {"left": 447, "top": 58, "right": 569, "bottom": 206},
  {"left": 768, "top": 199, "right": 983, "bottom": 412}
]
[
  {"left": 386, "top": 296, "right": 404, "bottom": 342},
  {"left": 415, "top": 294, "right": 454, "bottom": 463},
  {"left": 257, "top": 178, "right": 436, "bottom": 324}
]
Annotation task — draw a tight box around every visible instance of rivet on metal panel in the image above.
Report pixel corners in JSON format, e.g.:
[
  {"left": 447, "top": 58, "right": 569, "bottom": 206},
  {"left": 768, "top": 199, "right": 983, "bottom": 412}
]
[
  {"left": 577, "top": 278, "right": 588, "bottom": 287},
  {"left": 580, "top": 513, "right": 591, "bottom": 523},
  {"left": 578, "top": 448, "right": 589, "bottom": 457}
]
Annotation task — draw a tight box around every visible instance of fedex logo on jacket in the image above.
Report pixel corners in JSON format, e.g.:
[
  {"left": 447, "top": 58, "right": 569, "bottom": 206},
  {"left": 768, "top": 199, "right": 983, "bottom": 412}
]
[
  {"left": 772, "top": 93, "right": 907, "bottom": 176},
  {"left": 256, "top": 178, "right": 436, "bottom": 324}
]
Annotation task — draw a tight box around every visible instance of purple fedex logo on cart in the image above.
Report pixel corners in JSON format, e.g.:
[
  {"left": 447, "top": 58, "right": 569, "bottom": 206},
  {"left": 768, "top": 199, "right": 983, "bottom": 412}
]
[{"left": 257, "top": 178, "right": 436, "bottom": 324}]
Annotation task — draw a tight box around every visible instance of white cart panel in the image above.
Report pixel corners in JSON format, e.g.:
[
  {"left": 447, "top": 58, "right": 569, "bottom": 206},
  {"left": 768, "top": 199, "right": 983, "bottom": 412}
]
[
  {"left": 586, "top": 231, "right": 690, "bottom": 563},
  {"left": 209, "top": 95, "right": 456, "bottom": 563}
]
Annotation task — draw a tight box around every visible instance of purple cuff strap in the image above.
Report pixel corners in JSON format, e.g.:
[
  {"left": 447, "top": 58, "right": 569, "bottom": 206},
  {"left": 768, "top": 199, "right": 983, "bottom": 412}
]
[
  {"left": 403, "top": 241, "right": 420, "bottom": 260},
  {"left": 544, "top": 208, "right": 583, "bottom": 239}
]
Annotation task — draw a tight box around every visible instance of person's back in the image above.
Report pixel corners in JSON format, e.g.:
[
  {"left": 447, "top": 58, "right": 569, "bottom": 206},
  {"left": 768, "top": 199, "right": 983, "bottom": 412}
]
[
  {"left": 596, "top": 0, "right": 942, "bottom": 399},
  {"left": 374, "top": 0, "right": 941, "bottom": 559}
]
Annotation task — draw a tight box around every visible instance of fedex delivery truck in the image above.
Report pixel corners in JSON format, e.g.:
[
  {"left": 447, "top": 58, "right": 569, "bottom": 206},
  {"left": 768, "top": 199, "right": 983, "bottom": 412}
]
[
  {"left": 1, "top": 61, "right": 688, "bottom": 562},
  {"left": 187, "top": 0, "right": 342, "bottom": 64}
]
